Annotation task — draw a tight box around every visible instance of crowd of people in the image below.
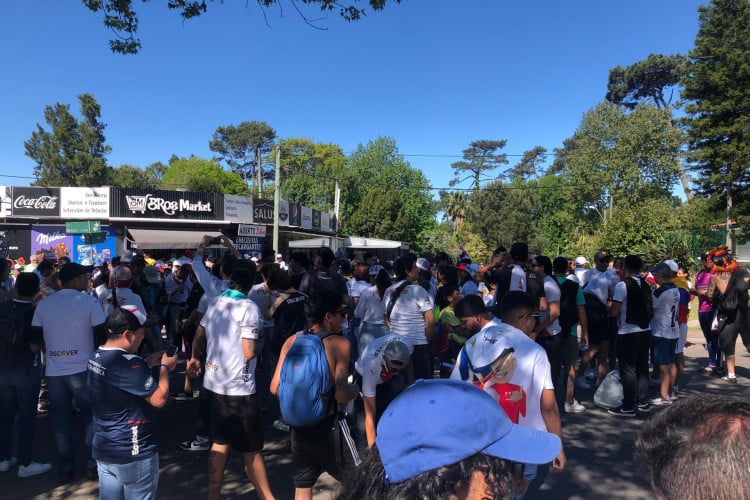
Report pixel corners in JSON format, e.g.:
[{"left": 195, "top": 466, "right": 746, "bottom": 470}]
[{"left": 0, "top": 238, "right": 748, "bottom": 499}]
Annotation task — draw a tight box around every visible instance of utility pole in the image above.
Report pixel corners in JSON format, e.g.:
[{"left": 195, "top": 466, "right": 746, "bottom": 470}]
[
  {"left": 273, "top": 145, "right": 280, "bottom": 254},
  {"left": 333, "top": 179, "right": 341, "bottom": 250}
]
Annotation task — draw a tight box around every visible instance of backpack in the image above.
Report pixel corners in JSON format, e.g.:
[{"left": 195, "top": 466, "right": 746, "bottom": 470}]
[
  {"left": 624, "top": 277, "right": 654, "bottom": 329},
  {"left": 278, "top": 330, "right": 335, "bottom": 427},
  {"left": 558, "top": 279, "right": 580, "bottom": 334},
  {"left": 0, "top": 300, "right": 34, "bottom": 367}
]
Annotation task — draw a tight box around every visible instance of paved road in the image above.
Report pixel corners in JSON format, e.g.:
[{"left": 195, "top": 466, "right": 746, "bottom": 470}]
[{"left": 2, "top": 326, "right": 749, "bottom": 500}]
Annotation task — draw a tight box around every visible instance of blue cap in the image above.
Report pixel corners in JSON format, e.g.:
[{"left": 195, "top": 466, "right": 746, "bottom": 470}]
[{"left": 376, "top": 379, "right": 561, "bottom": 484}]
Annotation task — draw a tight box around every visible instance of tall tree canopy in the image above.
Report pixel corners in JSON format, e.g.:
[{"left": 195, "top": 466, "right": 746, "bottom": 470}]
[
  {"left": 161, "top": 156, "right": 250, "bottom": 195},
  {"left": 506, "top": 146, "right": 547, "bottom": 181},
  {"left": 110, "top": 164, "right": 161, "bottom": 189},
  {"left": 82, "top": 0, "right": 402, "bottom": 54},
  {"left": 209, "top": 121, "right": 276, "bottom": 196},
  {"left": 681, "top": 0, "right": 750, "bottom": 244},
  {"left": 343, "top": 137, "right": 433, "bottom": 247},
  {"left": 606, "top": 53, "right": 686, "bottom": 110},
  {"left": 276, "top": 137, "right": 346, "bottom": 210},
  {"left": 25, "top": 94, "right": 112, "bottom": 187},
  {"left": 552, "top": 102, "right": 682, "bottom": 216},
  {"left": 449, "top": 140, "right": 509, "bottom": 191}
]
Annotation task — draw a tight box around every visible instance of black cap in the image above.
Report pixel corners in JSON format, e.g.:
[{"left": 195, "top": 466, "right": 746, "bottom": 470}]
[
  {"left": 594, "top": 251, "right": 611, "bottom": 262},
  {"left": 59, "top": 262, "right": 93, "bottom": 283}
]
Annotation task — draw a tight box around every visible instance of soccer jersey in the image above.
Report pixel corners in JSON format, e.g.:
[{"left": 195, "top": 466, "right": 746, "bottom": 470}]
[
  {"left": 612, "top": 277, "right": 648, "bottom": 334},
  {"left": 201, "top": 290, "right": 262, "bottom": 396},
  {"left": 88, "top": 347, "right": 158, "bottom": 464},
  {"left": 540, "top": 276, "right": 561, "bottom": 335},
  {"left": 650, "top": 283, "right": 680, "bottom": 339}
]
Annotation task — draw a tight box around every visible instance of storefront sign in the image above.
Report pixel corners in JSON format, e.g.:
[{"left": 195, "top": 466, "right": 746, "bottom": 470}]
[
  {"left": 301, "top": 206, "right": 313, "bottom": 229},
  {"left": 253, "top": 198, "right": 274, "bottom": 225},
  {"left": 288, "top": 203, "right": 301, "bottom": 227},
  {"left": 279, "top": 200, "right": 289, "bottom": 226},
  {"left": 11, "top": 187, "right": 61, "bottom": 217},
  {"left": 0, "top": 187, "right": 9, "bottom": 218},
  {"left": 224, "top": 194, "right": 253, "bottom": 223},
  {"left": 112, "top": 188, "right": 220, "bottom": 220},
  {"left": 321, "top": 212, "right": 330, "bottom": 232},
  {"left": 312, "top": 210, "right": 321, "bottom": 231},
  {"left": 60, "top": 187, "right": 110, "bottom": 219}
]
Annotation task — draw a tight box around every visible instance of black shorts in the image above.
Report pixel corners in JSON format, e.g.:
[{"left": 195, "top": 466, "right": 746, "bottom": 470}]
[
  {"left": 585, "top": 295, "right": 608, "bottom": 346},
  {"left": 291, "top": 414, "right": 341, "bottom": 488},
  {"left": 209, "top": 391, "right": 263, "bottom": 452},
  {"left": 560, "top": 335, "right": 579, "bottom": 367}
]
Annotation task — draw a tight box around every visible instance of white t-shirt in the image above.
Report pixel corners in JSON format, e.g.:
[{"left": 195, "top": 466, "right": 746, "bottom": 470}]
[
  {"left": 450, "top": 322, "right": 554, "bottom": 432},
  {"left": 540, "top": 276, "right": 561, "bottom": 335},
  {"left": 355, "top": 334, "right": 414, "bottom": 398},
  {"left": 355, "top": 285, "right": 386, "bottom": 324},
  {"left": 349, "top": 278, "right": 370, "bottom": 300},
  {"left": 200, "top": 291, "right": 262, "bottom": 396},
  {"left": 583, "top": 268, "right": 620, "bottom": 305},
  {"left": 651, "top": 284, "right": 680, "bottom": 339},
  {"left": 248, "top": 283, "right": 278, "bottom": 330},
  {"left": 98, "top": 287, "right": 147, "bottom": 318},
  {"left": 383, "top": 281, "right": 434, "bottom": 345},
  {"left": 33, "top": 289, "right": 106, "bottom": 376},
  {"left": 612, "top": 277, "right": 649, "bottom": 334},
  {"left": 574, "top": 266, "right": 588, "bottom": 287}
]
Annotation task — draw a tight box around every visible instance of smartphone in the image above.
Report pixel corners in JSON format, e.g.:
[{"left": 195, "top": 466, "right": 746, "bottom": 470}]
[
  {"left": 209, "top": 236, "right": 223, "bottom": 245},
  {"left": 166, "top": 345, "right": 178, "bottom": 357}
]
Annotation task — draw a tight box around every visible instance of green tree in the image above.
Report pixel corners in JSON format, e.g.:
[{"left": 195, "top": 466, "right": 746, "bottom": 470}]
[
  {"left": 25, "top": 93, "right": 113, "bottom": 187},
  {"left": 437, "top": 190, "right": 468, "bottom": 230},
  {"left": 606, "top": 53, "right": 693, "bottom": 200},
  {"left": 82, "top": 0, "right": 402, "bottom": 54},
  {"left": 275, "top": 138, "right": 346, "bottom": 210},
  {"left": 145, "top": 161, "right": 168, "bottom": 183},
  {"left": 681, "top": 0, "right": 750, "bottom": 249},
  {"left": 449, "top": 140, "right": 508, "bottom": 191},
  {"left": 552, "top": 102, "right": 682, "bottom": 216},
  {"left": 464, "top": 180, "right": 540, "bottom": 253},
  {"left": 343, "top": 137, "right": 433, "bottom": 247},
  {"left": 161, "top": 156, "right": 250, "bottom": 195},
  {"left": 110, "top": 164, "right": 161, "bottom": 189},
  {"left": 506, "top": 146, "right": 547, "bottom": 181},
  {"left": 209, "top": 121, "right": 276, "bottom": 196}
]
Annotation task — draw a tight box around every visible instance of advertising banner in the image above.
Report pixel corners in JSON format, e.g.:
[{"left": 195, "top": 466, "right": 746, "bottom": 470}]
[
  {"left": 278, "top": 200, "right": 290, "bottom": 227},
  {"left": 31, "top": 225, "right": 116, "bottom": 265},
  {"left": 288, "top": 203, "right": 301, "bottom": 227},
  {"left": 224, "top": 194, "right": 253, "bottom": 223},
  {"left": 60, "top": 187, "right": 110, "bottom": 219},
  {"left": 312, "top": 210, "right": 321, "bottom": 230},
  {"left": 321, "top": 212, "right": 330, "bottom": 232},
  {"left": 0, "top": 227, "right": 31, "bottom": 263},
  {"left": 301, "top": 206, "right": 313, "bottom": 229},
  {"left": 11, "top": 187, "right": 61, "bottom": 217},
  {"left": 235, "top": 224, "right": 267, "bottom": 257},
  {"left": 0, "top": 187, "right": 9, "bottom": 218}
]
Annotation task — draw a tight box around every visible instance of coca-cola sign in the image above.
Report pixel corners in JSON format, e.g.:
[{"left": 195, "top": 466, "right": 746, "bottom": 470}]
[{"left": 11, "top": 187, "right": 61, "bottom": 217}]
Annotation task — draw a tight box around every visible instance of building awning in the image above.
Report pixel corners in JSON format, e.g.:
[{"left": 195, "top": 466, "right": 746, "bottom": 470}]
[
  {"left": 288, "top": 236, "right": 405, "bottom": 250},
  {"left": 127, "top": 229, "right": 222, "bottom": 250}
]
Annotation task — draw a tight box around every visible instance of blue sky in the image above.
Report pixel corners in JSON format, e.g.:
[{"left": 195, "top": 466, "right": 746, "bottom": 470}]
[{"left": 0, "top": 1, "right": 705, "bottom": 195}]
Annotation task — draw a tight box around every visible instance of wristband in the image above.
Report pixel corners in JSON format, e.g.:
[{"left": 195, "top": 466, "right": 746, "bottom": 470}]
[{"left": 159, "top": 363, "right": 171, "bottom": 373}]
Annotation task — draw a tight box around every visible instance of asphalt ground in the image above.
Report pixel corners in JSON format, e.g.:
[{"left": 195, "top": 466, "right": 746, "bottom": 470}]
[{"left": 2, "top": 322, "right": 749, "bottom": 500}]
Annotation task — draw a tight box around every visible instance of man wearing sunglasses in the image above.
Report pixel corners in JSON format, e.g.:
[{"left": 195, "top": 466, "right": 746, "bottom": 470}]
[{"left": 355, "top": 334, "right": 413, "bottom": 447}]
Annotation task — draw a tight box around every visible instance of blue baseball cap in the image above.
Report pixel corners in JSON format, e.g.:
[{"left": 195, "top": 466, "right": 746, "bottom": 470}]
[{"left": 376, "top": 379, "right": 561, "bottom": 484}]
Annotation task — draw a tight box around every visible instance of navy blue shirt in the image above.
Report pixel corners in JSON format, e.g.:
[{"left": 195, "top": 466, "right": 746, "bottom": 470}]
[{"left": 88, "top": 348, "right": 159, "bottom": 463}]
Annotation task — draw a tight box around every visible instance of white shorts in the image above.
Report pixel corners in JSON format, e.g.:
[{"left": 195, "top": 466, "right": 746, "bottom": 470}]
[{"left": 675, "top": 323, "right": 688, "bottom": 354}]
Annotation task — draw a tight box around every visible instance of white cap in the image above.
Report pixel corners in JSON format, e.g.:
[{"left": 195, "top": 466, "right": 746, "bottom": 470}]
[
  {"left": 575, "top": 256, "right": 588, "bottom": 266},
  {"left": 276, "top": 254, "right": 283, "bottom": 259},
  {"left": 663, "top": 259, "right": 679, "bottom": 273}
]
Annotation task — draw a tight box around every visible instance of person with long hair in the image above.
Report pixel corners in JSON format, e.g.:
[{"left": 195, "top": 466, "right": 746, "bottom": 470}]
[
  {"left": 716, "top": 267, "right": 750, "bottom": 383},
  {"left": 693, "top": 252, "right": 720, "bottom": 373}
]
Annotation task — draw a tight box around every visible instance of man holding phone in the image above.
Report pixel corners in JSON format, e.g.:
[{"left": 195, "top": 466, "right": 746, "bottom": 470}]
[{"left": 87, "top": 307, "right": 176, "bottom": 499}]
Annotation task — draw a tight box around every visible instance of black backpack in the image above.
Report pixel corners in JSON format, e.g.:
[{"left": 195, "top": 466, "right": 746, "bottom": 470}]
[
  {"left": 558, "top": 279, "right": 580, "bottom": 334},
  {"left": 0, "top": 301, "right": 35, "bottom": 367},
  {"left": 624, "top": 277, "right": 654, "bottom": 330}
]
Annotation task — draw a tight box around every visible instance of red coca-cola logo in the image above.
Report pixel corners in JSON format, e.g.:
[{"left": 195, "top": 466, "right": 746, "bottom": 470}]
[{"left": 13, "top": 195, "right": 58, "bottom": 210}]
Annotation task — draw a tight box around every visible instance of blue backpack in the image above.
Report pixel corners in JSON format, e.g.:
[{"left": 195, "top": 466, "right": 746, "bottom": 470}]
[{"left": 278, "top": 330, "right": 334, "bottom": 427}]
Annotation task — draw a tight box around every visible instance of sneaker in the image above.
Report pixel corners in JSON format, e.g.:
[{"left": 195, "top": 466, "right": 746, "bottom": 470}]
[
  {"left": 18, "top": 462, "right": 52, "bottom": 478},
  {"left": 171, "top": 391, "right": 195, "bottom": 401},
  {"left": 0, "top": 457, "right": 17, "bottom": 472},
  {"left": 608, "top": 407, "right": 636, "bottom": 418},
  {"left": 564, "top": 400, "right": 586, "bottom": 413},
  {"left": 636, "top": 402, "right": 652, "bottom": 412},
  {"left": 649, "top": 376, "right": 661, "bottom": 386},
  {"left": 703, "top": 365, "right": 716, "bottom": 372},
  {"left": 721, "top": 375, "right": 738, "bottom": 384},
  {"left": 649, "top": 397, "right": 673, "bottom": 406},
  {"left": 37, "top": 400, "right": 49, "bottom": 413},
  {"left": 584, "top": 368, "right": 597, "bottom": 380},
  {"left": 575, "top": 377, "right": 592, "bottom": 390},
  {"left": 180, "top": 436, "right": 210, "bottom": 452},
  {"left": 273, "top": 419, "right": 290, "bottom": 432},
  {"left": 669, "top": 392, "right": 679, "bottom": 401}
]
